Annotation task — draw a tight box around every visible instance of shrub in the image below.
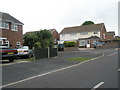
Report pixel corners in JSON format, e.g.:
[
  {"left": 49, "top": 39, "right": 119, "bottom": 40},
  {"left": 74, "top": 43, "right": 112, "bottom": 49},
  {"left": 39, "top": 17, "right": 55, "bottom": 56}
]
[
  {"left": 34, "top": 42, "right": 41, "bottom": 48},
  {"left": 79, "top": 46, "right": 86, "bottom": 48},
  {"left": 64, "top": 41, "right": 77, "bottom": 47}
]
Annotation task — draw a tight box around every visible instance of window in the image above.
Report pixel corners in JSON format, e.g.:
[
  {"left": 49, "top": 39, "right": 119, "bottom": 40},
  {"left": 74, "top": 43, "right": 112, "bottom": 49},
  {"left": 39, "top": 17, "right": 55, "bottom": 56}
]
[
  {"left": 16, "top": 42, "right": 21, "bottom": 47},
  {"left": 62, "top": 34, "right": 65, "bottom": 37},
  {"left": 94, "top": 31, "right": 98, "bottom": 34},
  {"left": 79, "top": 40, "right": 86, "bottom": 46},
  {"left": 12, "top": 24, "right": 18, "bottom": 31},
  {"left": 5, "top": 41, "right": 9, "bottom": 47},
  {"left": 0, "top": 21, "right": 9, "bottom": 29},
  {"left": 0, "top": 40, "right": 3, "bottom": 46},
  {"left": 80, "top": 32, "right": 88, "bottom": 35},
  {"left": 70, "top": 33, "right": 76, "bottom": 36}
]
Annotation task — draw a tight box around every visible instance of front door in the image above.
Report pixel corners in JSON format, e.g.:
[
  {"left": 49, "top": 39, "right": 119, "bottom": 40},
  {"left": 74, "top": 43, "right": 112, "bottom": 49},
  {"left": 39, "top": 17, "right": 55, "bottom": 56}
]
[{"left": 87, "top": 40, "right": 90, "bottom": 48}]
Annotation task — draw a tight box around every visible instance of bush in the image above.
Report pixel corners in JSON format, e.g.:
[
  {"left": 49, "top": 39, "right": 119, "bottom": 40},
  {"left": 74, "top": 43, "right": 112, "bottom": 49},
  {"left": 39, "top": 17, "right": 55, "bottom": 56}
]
[
  {"left": 64, "top": 41, "right": 77, "bottom": 47},
  {"left": 34, "top": 42, "right": 41, "bottom": 48},
  {"left": 79, "top": 46, "right": 86, "bottom": 48}
]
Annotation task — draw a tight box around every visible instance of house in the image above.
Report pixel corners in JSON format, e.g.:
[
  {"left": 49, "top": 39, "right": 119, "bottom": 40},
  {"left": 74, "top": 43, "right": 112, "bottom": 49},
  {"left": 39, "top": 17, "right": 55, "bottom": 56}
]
[
  {"left": 106, "top": 31, "right": 115, "bottom": 40},
  {"left": 0, "top": 12, "right": 24, "bottom": 48},
  {"left": 60, "top": 23, "right": 107, "bottom": 48},
  {"left": 48, "top": 29, "right": 60, "bottom": 44}
]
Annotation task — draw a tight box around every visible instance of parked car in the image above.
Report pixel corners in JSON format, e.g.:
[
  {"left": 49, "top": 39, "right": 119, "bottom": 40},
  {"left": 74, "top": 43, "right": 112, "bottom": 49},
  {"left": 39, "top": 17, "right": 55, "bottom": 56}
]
[
  {"left": 0, "top": 49, "right": 18, "bottom": 62},
  {"left": 17, "top": 46, "right": 33, "bottom": 58},
  {"left": 58, "top": 44, "right": 64, "bottom": 51},
  {"left": 96, "top": 42, "right": 105, "bottom": 47}
]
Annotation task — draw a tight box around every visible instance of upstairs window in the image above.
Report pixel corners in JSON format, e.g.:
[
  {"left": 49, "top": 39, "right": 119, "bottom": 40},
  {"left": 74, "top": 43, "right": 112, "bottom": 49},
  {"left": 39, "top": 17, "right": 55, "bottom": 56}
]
[
  {"left": 62, "top": 34, "right": 65, "bottom": 37},
  {"left": 94, "top": 31, "right": 98, "bottom": 34},
  {"left": 80, "top": 32, "right": 88, "bottom": 35},
  {"left": 70, "top": 33, "right": 76, "bottom": 36},
  {"left": 0, "top": 21, "right": 9, "bottom": 29},
  {"left": 12, "top": 24, "right": 18, "bottom": 31}
]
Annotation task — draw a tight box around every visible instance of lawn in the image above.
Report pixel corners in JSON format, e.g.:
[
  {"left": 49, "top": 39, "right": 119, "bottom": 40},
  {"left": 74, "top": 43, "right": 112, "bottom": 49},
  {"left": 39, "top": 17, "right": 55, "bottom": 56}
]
[{"left": 67, "top": 57, "right": 92, "bottom": 62}]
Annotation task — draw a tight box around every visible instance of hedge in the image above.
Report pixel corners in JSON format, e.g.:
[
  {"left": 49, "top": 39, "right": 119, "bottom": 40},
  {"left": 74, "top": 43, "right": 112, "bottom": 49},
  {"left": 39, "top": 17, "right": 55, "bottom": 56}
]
[{"left": 64, "top": 41, "right": 77, "bottom": 47}]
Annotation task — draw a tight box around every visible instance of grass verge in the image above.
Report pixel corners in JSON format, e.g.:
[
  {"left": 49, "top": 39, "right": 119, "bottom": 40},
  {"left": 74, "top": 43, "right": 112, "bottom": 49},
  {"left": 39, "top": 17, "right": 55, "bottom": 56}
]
[
  {"left": 67, "top": 57, "right": 92, "bottom": 62},
  {"left": 20, "top": 57, "right": 34, "bottom": 61}
]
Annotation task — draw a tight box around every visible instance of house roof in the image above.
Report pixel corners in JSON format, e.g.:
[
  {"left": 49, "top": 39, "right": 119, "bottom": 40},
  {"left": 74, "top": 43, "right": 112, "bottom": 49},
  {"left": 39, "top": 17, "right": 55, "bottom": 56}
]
[
  {"left": 60, "top": 23, "right": 104, "bottom": 34},
  {"left": 78, "top": 36, "right": 101, "bottom": 40},
  {"left": 49, "top": 29, "right": 55, "bottom": 33},
  {"left": 0, "top": 12, "right": 24, "bottom": 25},
  {"left": 24, "top": 29, "right": 58, "bottom": 35},
  {"left": 106, "top": 31, "right": 115, "bottom": 35},
  {"left": 88, "top": 36, "right": 101, "bottom": 40}
]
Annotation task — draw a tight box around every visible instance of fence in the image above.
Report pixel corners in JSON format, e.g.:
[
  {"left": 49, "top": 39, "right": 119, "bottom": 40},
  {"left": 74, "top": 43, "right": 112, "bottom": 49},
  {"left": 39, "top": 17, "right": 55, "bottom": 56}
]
[
  {"left": 34, "top": 46, "right": 58, "bottom": 60},
  {"left": 96, "top": 40, "right": 120, "bottom": 49}
]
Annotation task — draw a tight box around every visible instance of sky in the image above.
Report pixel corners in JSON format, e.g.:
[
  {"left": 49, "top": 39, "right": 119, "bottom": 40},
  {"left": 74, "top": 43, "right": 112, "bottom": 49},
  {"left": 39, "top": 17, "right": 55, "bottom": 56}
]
[{"left": 0, "top": 0, "right": 119, "bottom": 35}]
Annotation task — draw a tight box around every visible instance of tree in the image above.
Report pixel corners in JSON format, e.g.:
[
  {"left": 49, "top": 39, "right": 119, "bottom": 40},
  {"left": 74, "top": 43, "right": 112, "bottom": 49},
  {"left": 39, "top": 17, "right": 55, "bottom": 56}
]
[
  {"left": 82, "top": 21, "right": 94, "bottom": 26},
  {"left": 23, "top": 29, "right": 53, "bottom": 49},
  {"left": 23, "top": 32, "right": 38, "bottom": 49}
]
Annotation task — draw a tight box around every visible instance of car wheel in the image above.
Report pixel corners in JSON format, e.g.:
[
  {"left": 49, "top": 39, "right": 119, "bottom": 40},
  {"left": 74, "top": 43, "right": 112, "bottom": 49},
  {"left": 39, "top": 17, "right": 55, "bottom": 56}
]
[{"left": 9, "top": 58, "right": 14, "bottom": 62}]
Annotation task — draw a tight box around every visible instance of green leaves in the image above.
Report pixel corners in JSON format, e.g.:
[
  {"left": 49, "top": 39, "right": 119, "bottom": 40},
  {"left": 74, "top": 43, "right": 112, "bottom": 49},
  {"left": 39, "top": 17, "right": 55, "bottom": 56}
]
[
  {"left": 23, "top": 29, "right": 53, "bottom": 49},
  {"left": 68, "top": 57, "right": 92, "bottom": 62},
  {"left": 64, "top": 41, "right": 77, "bottom": 47},
  {"left": 82, "top": 21, "right": 94, "bottom": 26}
]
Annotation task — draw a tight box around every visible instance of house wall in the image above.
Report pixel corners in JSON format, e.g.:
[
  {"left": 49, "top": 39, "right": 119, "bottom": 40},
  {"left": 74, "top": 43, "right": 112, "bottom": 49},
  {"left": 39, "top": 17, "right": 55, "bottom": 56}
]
[
  {"left": 1, "top": 23, "right": 23, "bottom": 48},
  {"left": 60, "top": 31, "right": 100, "bottom": 41},
  {"left": 100, "top": 25, "right": 107, "bottom": 40},
  {"left": 106, "top": 35, "right": 114, "bottom": 40},
  {"left": 51, "top": 30, "right": 60, "bottom": 40}
]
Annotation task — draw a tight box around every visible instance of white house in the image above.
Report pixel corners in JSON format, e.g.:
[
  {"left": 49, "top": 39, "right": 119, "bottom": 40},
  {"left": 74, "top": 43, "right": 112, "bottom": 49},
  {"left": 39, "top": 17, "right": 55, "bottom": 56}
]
[{"left": 60, "top": 23, "right": 107, "bottom": 48}]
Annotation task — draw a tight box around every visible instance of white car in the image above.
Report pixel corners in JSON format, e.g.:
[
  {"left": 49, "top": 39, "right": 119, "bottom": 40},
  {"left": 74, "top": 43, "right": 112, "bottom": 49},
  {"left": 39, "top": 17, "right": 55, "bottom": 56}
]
[{"left": 17, "top": 46, "right": 33, "bottom": 58}]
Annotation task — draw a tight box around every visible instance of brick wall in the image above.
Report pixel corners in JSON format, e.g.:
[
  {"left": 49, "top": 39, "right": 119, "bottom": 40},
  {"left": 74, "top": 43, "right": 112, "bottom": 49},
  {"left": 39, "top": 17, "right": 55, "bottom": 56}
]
[
  {"left": 106, "top": 35, "right": 114, "bottom": 40},
  {"left": 1, "top": 23, "right": 23, "bottom": 48},
  {"left": 51, "top": 30, "right": 60, "bottom": 40},
  {"left": 100, "top": 24, "right": 107, "bottom": 40}
]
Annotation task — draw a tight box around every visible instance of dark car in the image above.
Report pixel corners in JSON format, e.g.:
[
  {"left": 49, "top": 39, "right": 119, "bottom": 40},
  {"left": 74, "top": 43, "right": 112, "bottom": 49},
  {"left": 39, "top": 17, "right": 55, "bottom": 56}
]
[
  {"left": 58, "top": 44, "right": 64, "bottom": 51},
  {"left": 0, "top": 49, "right": 18, "bottom": 62}
]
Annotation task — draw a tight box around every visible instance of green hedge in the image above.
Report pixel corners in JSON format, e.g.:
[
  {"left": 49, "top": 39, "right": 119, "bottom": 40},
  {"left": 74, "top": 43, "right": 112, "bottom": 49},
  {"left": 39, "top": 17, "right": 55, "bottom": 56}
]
[{"left": 64, "top": 41, "right": 77, "bottom": 47}]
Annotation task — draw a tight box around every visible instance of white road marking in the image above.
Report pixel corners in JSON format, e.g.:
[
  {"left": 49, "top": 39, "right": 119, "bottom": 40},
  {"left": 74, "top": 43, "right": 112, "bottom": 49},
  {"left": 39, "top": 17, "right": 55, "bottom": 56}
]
[
  {"left": 91, "top": 82, "right": 104, "bottom": 90},
  {"left": 0, "top": 53, "right": 104, "bottom": 88},
  {"left": 106, "top": 52, "right": 118, "bottom": 56}
]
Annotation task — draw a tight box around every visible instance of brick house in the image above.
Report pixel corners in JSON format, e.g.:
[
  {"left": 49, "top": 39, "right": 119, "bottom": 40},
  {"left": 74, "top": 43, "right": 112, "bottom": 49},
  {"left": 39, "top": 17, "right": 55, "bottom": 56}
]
[
  {"left": 0, "top": 12, "right": 24, "bottom": 48},
  {"left": 60, "top": 23, "right": 107, "bottom": 48},
  {"left": 49, "top": 29, "right": 60, "bottom": 44},
  {"left": 106, "top": 31, "right": 115, "bottom": 40}
]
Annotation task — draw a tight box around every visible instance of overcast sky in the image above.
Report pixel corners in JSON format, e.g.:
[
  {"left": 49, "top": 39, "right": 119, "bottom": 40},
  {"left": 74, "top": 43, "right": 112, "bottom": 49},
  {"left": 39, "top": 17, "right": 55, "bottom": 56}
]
[{"left": 0, "top": 0, "right": 119, "bottom": 35}]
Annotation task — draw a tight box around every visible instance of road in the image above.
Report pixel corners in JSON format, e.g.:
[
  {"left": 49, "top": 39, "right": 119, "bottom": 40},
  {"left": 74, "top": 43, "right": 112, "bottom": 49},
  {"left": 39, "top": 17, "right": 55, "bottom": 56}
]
[{"left": 1, "top": 49, "right": 119, "bottom": 89}]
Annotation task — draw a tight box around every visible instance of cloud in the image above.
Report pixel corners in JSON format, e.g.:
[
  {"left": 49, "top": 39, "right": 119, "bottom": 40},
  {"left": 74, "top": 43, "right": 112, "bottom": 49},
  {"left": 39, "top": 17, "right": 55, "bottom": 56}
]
[{"left": 0, "top": 0, "right": 119, "bottom": 35}]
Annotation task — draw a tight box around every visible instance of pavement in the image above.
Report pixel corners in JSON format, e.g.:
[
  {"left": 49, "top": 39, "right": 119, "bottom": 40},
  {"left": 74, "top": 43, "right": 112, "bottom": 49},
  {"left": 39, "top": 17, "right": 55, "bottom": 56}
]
[{"left": 1, "top": 48, "right": 119, "bottom": 89}]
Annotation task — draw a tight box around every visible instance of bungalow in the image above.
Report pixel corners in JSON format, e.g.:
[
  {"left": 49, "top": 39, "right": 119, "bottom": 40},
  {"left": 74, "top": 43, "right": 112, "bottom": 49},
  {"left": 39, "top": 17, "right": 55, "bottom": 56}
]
[
  {"left": 0, "top": 12, "right": 24, "bottom": 48},
  {"left": 60, "top": 23, "right": 107, "bottom": 48}
]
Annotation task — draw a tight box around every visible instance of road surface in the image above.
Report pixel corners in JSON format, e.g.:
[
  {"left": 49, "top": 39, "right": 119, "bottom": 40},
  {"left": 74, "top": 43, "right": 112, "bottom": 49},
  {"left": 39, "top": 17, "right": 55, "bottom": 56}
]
[{"left": 1, "top": 49, "right": 119, "bottom": 89}]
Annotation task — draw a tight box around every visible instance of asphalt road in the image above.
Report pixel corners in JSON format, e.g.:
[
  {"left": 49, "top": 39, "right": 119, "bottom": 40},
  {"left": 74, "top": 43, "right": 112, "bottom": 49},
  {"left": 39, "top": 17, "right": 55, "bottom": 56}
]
[{"left": 1, "top": 49, "right": 119, "bottom": 89}]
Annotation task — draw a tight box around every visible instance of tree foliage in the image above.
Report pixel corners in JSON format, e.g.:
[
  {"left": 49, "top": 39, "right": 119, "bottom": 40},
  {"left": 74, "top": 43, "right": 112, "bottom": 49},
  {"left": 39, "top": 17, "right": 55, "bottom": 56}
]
[
  {"left": 23, "top": 29, "right": 53, "bottom": 49},
  {"left": 82, "top": 21, "right": 94, "bottom": 26}
]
